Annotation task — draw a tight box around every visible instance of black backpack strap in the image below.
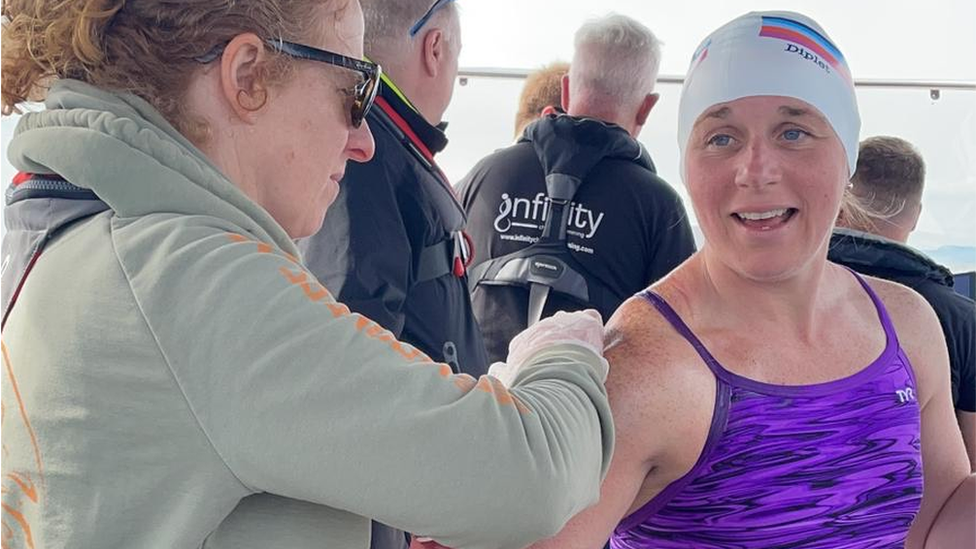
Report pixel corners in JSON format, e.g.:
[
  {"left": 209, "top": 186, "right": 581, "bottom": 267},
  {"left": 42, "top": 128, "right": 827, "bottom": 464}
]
[
  {"left": 467, "top": 173, "right": 590, "bottom": 326},
  {"left": 470, "top": 117, "right": 638, "bottom": 326},
  {"left": 468, "top": 248, "right": 621, "bottom": 319},
  {"left": 538, "top": 173, "right": 581, "bottom": 242},
  {"left": 516, "top": 172, "right": 581, "bottom": 323},
  {"left": 416, "top": 231, "right": 472, "bottom": 283},
  {"left": 417, "top": 239, "right": 453, "bottom": 283},
  {"left": 467, "top": 242, "right": 592, "bottom": 325}
]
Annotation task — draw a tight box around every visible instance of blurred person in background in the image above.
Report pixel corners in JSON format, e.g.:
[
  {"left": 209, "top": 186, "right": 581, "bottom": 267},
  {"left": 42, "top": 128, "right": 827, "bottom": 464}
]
[
  {"left": 459, "top": 13, "right": 695, "bottom": 363},
  {"left": 297, "top": 0, "right": 488, "bottom": 399},
  {"left": 830, "top": 135, "right": 976, "bottom": 470},
  {"left": 296, "top": 4, "right": 490, "bottom": 541},
  {"left": 513, "top": 61, "right": 569, "bottom": 139}
]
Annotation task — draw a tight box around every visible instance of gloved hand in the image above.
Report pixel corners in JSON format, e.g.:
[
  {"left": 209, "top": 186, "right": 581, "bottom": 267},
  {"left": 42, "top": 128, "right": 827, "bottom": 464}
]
[{"left": 488, "top": 309, "right": 608, "bottom": 387}]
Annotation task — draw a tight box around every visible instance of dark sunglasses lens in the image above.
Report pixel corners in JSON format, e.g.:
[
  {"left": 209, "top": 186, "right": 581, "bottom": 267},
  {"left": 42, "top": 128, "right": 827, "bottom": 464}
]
[{"left": 352, "top": 73, "right": 378, "bottom": 128}]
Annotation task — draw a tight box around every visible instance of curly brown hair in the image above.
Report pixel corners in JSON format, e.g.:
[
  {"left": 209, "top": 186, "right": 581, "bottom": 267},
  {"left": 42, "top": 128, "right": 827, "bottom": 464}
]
[{"left": 1, "top": 0, "right": 344, "bottom": 139}]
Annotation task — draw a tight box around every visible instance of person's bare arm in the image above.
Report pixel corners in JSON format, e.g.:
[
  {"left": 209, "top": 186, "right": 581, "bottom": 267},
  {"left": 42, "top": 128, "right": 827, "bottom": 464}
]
[
  {"left": 957, "top": 411, "right": 976, "bottom": 472},
  {"left": 876, "top": 280, "right": 974, "bottom": 549},
  {"left": 530, "top": 296, "right": 717, "bottom": 549}
]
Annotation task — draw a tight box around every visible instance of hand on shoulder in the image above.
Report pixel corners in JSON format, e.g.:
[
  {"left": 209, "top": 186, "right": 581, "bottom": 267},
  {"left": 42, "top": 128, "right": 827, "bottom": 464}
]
[{"left": 491, "top": 309, "right": 609, "bottom": 386}]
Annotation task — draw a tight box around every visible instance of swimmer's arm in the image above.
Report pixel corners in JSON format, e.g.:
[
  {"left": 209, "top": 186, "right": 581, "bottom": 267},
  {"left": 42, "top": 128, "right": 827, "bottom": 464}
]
[
  {"left": 953, "top": 295, "right": 976, "bottom": 471},
  {"left": 886, "top": 284, "right": 974, "bottom": 549},
  {"left": 527, "top": 397, "right": 652, "bottom": 549},
  {"left": 922, "top": 475, "right": 976, "bottom": 549},
  {"left": 911, "top": 386, "right": 975, "bottom": 549},
  {"left": 530, "top": 300, "right": 692, "bottom": 549},
  {"left": 958, "top": 411, "right": 976, "bottom": 472}
]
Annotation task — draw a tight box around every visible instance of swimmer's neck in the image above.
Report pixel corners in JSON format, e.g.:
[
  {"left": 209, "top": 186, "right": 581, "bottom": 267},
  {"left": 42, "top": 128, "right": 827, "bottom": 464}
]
[{"left": 680, "top": 251, "right": 847, "bottom": 340}]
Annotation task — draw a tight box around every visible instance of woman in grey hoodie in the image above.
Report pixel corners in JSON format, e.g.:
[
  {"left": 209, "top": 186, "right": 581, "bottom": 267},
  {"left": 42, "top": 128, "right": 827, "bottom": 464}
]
[{"left": 0, "top": 1, "right": 613, "bottom": 547}]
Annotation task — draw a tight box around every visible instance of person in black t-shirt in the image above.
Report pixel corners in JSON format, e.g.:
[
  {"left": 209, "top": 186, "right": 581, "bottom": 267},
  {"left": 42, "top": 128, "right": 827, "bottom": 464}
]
[{"left": 457, "top": 14, "right": 696, "bottom": 364}]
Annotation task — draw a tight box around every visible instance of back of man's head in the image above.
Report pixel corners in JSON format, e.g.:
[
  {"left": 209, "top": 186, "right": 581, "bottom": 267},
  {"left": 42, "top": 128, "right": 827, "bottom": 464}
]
[
  {"left": 568, "top": 13, "right": 661, "bottom": 136},
  {"left": 846, "top": 136, "right": 926, "bottom": 243},
  {"left": 360, "top": 0, "right": 462, "bottom": 124},
  {"left": 514, "top": 61, "right": 569, "bottom": 138}
]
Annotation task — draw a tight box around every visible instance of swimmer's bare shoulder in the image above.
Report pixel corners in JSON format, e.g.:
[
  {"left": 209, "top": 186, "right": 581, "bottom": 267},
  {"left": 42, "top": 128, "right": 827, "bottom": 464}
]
[
  {"left": 528, "top": 286, "right": 721, "bottom": 549},
  {"left": 855, "top": 274, "right": 946, "bottom": 405},
  {"left": 602, "top": 283, "right": 718, "bottom": 514}
]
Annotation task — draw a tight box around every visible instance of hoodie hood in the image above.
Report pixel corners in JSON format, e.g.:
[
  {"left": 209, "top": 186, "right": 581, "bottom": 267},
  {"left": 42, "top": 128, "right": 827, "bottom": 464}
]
[
  {"left": 521, "top": 114, "right": 654, "bottom": 182},
  {"left": 6, "top": 79, "right": 297, "bottom": 255},
  {"left": 829, "top": 227, "right": 954, "bottom": 287}
]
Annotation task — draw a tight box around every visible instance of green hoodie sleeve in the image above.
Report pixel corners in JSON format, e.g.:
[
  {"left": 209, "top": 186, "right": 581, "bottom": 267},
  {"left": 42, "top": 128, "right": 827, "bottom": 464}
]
[{"left": 113, "top": 217, "right": 614, "bottom": 549}]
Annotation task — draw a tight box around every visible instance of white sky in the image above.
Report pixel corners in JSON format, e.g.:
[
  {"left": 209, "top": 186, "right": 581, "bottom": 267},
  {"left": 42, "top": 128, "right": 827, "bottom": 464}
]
[{"left": 456, "top": 0, "right": 976, "bottom": 81}]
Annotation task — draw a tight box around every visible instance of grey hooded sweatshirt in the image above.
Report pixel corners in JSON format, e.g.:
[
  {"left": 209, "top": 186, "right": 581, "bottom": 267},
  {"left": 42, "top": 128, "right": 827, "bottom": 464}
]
[{"left": 0, "top": 80, "right": 613, "bottom": 549}]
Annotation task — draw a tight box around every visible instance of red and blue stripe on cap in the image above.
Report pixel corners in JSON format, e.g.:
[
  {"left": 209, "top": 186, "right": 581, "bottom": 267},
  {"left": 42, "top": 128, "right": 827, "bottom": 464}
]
[{"left": 759, "top": 16, "right": 852, "bottom": 84}]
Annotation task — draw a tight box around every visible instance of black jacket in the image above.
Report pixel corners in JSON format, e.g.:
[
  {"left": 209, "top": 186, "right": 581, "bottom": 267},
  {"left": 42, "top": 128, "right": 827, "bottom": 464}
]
[
  {"left": 298, "top": 81, "right": 489, "bottom": 378},
  {"left": 458, "top": 115, "right": 696, "bottom": 363},
  {"left": 829, "top": 228, "right": 976, "bottom": 412}
]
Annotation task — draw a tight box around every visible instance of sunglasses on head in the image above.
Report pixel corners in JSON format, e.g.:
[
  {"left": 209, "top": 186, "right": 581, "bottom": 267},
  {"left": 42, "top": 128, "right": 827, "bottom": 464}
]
[
  {"left": 409, "top": 0, "right": 456, "bottom": 37},
  {"left": 195, "top": 38, "right": 382, "bottom": 129}
]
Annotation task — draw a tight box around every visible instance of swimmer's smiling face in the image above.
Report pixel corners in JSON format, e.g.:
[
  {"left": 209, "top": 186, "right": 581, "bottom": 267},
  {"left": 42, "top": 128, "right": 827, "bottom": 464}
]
[{"left": 685, "top": 95, "right": 849, "bottom": 282}]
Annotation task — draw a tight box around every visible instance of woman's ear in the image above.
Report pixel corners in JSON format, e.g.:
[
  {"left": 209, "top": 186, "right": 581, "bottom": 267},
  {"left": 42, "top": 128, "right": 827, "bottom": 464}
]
[{"left": 219, "top": 33, "right": 272, "bottom": 121}]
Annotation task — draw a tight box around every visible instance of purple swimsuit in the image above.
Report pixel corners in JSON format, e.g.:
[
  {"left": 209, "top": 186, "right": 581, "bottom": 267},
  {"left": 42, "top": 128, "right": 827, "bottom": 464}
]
[{"left": 611, "top": 273, "right": 923, "bottom": 549}]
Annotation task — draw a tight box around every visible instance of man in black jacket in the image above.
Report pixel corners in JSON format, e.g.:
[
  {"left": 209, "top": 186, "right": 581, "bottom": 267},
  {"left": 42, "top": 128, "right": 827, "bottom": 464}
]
[
  {"left": 830, "top": 135, "right": 975, "bottom": 469},
  {"left": 299, "top": 0, "right": 486, "bottom": 376},
  {"left": 458, "top": 14, "right": 696, "bottom": 364},
  {"left": 297, "top": 2, "right": 487, "bottom": 547}
]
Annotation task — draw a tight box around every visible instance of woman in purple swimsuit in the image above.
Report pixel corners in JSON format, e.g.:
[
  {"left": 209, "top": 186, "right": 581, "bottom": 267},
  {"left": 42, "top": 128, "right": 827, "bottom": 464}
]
[{"left": 531, "top": 11, "right": 974, "bottom": 549}]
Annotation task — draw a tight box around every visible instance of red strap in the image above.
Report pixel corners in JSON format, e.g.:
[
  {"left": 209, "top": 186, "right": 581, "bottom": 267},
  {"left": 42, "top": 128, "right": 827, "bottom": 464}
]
[
  {"left": 12, "top": 172, "right": 33, "bottom": 186},
  {"left": 11, "top": 172, "right": 66, "bottom": 187},
  {"left": 375, "top": 97, "right": 435, "bottom": 162},
  {"left": 374, "top": 97, "right": 460, "bottom": 200},
  {"left": 375, "top": 98, "right": 475, "bottom": 276}
]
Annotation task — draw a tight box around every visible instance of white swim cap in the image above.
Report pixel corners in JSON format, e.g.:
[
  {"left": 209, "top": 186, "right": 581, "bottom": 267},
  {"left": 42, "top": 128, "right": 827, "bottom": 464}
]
[{"left": 677, "top": 11, "right": 860, "bottom": 178}]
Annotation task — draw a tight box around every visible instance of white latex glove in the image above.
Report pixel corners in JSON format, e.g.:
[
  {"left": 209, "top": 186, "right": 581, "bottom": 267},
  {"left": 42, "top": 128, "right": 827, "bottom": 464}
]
[{"left": 488, "top": 309, "right": 608, "bottom": 387}]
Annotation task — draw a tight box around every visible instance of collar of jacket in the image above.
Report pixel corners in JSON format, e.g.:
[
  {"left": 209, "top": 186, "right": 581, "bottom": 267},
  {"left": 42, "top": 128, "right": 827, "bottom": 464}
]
[
  {"left": 374, "top": 77, "right": 448, "bottom": 156},
  {"left": 829, "top": 227, "right": 954, "bottom": 287},
  {"left": 6, "top": 79, "right": 298, "bottom": 257}
]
